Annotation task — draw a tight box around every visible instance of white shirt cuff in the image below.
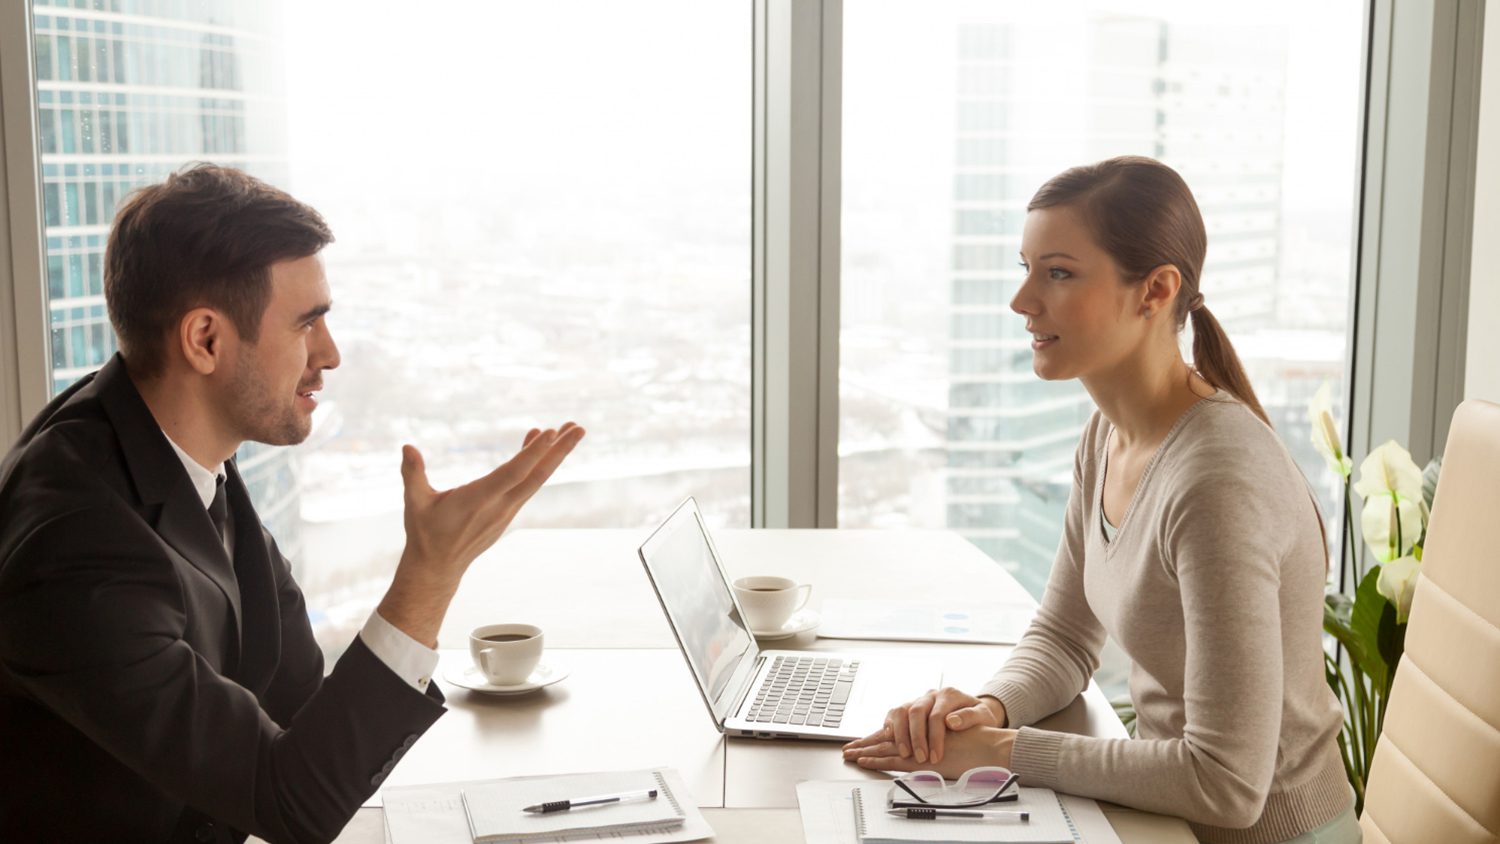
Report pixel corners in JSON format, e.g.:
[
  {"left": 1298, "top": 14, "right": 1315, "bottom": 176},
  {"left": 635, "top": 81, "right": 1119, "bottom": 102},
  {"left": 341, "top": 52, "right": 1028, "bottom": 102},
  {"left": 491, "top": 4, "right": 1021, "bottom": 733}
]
[{"left": 359, "top": 611, "right": 440, "bottom": 694}]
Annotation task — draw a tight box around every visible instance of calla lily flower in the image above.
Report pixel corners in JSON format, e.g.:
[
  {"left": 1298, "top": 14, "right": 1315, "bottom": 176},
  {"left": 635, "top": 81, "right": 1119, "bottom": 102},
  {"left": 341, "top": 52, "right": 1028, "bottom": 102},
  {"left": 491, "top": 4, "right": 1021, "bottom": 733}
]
[
  {"left": 1308, "top": 382, "right": 1352, "bottom": 479},
  {"left": 1353, "top": 440, "right": 1424, "bottom": 504},
  {"left": 1377, "top": 555, "right": 1421, "bottom": 623},
  {"left": 1354, "top": 440, "right": 1427, "bottom": 561},
  {"left": 1360, "top": 492, "right": 1424, "bottom": 562}
]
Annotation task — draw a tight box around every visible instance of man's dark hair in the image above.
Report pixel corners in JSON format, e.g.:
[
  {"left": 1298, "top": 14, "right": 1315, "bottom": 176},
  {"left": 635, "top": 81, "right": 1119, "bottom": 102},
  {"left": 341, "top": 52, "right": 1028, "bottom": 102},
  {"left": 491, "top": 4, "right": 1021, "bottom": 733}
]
[{"left": 104, "top": 163, "right": 334, "bottom": 378}]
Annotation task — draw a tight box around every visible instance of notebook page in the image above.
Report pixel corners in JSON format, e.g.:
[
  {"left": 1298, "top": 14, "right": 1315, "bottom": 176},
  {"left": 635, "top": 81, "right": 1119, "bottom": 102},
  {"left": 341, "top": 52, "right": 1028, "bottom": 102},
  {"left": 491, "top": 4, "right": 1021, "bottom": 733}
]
[
  {"left": 853, "top": 784, "right": 1075, "bottom": 844},
  {"left": 462, "top": 770, "right": 684, "bottom": 841}
]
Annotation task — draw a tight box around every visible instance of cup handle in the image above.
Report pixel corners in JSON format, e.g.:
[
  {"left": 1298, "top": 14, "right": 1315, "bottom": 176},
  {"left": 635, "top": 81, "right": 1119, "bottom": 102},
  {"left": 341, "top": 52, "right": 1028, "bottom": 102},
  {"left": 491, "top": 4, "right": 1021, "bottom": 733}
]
[
  {"left": 479, "top": 647, "right": 497, "bottom": 674},
  {"left": 793, "top": 583, "right": 812, "bottom": 612}
]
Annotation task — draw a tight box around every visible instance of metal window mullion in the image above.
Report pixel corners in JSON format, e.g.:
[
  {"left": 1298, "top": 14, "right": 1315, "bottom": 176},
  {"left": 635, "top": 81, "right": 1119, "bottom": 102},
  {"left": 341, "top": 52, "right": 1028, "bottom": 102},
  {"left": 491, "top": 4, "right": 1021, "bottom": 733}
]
[
  {"left": 751, "top": 0, "right": 841, "bottom": 529},
  {"left": 1, "top": 0, "right": 53, "bottom": 447},
  {"left": 1347, "top": 0, "right": 1484, "bottom": 581}
]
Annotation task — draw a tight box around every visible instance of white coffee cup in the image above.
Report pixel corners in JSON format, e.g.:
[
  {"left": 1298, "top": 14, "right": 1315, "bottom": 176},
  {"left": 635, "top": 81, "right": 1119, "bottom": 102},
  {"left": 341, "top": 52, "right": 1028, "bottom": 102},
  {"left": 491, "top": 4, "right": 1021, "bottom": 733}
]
[
  {"left": 469, "top": 623, "right": 544, "bottom": 685},
  {"left": 733, "top": 576, "right": 812, "bottom": 631}
]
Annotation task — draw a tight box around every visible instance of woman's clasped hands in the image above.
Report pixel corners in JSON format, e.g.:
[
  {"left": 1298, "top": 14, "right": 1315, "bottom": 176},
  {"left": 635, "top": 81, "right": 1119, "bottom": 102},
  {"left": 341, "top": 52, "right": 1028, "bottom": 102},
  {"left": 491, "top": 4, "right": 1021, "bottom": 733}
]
[{"left": 841, "top": 687, "right": 1018, "bottom": 779}]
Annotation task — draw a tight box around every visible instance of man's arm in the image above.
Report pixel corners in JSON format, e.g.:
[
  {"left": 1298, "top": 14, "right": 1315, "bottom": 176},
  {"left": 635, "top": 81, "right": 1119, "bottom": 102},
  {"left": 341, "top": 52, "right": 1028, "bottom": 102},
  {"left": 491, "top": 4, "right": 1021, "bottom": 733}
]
[
  {"left": 376, "top": 424, "right": 584, "bottom": 646},
  {"left": 0, "top": 508, "right": 444, "bottom": 844}
]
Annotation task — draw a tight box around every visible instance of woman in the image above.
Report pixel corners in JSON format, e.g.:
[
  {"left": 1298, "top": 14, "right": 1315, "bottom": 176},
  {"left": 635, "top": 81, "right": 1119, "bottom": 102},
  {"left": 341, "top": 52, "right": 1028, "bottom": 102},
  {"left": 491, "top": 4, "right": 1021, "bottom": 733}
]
[{"left": 842, "top": 157, "right": 1358, "bottom": 844}]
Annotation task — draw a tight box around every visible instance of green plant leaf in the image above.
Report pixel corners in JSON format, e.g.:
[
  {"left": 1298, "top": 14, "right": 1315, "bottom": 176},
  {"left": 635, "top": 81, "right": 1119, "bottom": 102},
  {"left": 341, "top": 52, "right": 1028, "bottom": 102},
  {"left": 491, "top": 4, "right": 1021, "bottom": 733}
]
[
  {"left": 1109, "top": 694, "right": 1137, "bottom": 739},
  {"left": 1376, "top": 599, "right": 1407, "bottom": 698},
  {"left": 1422, "top": 456, "right": 1442, "bottom": 512},
  {"left": 1350, "top": 568, "right": 1391, "bottom": 692},
  {"left": 1324, "top": 589, "right": 1368, "bottom": 667}
]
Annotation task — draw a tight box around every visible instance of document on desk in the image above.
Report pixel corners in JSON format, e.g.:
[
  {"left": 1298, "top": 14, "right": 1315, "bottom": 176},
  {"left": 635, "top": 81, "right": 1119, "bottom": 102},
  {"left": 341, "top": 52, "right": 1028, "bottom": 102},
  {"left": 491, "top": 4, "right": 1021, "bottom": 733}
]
[
  {"left": 383, "top": 767, "right": 711, "bottom": 844},
  {"left": 795, "top": 781, "right": 1121, "bottom": 844},
  {"left": 817, "top": 599, "right": 1032, "bottom": 645}
]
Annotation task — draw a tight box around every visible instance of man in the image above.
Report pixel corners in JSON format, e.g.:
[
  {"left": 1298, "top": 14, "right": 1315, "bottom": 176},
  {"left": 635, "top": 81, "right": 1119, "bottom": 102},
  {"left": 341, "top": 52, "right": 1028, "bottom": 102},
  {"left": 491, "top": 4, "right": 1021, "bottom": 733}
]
[{"left": 0, "top": 164, "right": 584, "bottom": 843}]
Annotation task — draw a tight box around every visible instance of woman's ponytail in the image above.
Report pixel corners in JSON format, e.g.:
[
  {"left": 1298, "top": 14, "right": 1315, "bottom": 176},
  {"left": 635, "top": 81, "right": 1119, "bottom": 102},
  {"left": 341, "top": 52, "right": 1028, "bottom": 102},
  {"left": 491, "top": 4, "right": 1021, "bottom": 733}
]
[{"left": 1189, "top": 305, "right": 1271, "bottom": 428}]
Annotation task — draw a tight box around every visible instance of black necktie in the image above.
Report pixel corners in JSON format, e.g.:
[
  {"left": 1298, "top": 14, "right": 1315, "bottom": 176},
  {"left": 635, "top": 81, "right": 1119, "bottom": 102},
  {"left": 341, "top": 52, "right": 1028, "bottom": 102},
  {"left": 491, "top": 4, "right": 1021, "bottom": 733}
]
[{"left": 208, "top": 476, "right": 229, "bottom": 544}]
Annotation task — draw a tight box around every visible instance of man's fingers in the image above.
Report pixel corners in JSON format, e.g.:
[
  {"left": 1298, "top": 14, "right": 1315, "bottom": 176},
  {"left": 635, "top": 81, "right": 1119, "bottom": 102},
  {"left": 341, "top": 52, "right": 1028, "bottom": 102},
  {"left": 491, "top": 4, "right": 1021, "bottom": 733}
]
[
  {"left": 504, "top": 425, "right": 585, "bottom": 503},
  {"left": 476, "top": 425, "right": 566, "bottom": 493},
  {"left": 523, "top": 428, "right": 542, "bottom": 447}
]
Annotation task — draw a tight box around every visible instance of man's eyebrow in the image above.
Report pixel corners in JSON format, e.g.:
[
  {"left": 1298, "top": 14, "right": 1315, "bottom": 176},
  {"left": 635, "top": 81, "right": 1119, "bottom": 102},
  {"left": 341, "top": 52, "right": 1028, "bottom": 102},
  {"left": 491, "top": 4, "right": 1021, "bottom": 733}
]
[{"left": 295, "top": 302, "right": 332, "bottom": 323}]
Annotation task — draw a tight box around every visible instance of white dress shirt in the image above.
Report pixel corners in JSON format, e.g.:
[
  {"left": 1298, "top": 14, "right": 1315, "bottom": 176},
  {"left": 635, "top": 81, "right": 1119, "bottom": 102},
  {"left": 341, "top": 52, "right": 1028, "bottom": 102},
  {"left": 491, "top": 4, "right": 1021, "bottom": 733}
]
[{"left": 161, "top": 433, "right": 438, "bottom": 693}]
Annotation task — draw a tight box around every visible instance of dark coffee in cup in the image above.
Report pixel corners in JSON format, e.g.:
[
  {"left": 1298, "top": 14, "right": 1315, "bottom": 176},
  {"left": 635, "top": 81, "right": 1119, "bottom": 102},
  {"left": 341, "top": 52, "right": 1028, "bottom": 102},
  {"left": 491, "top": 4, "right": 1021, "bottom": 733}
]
[{"left": 482, "top": 634, "right": 533, "bottom": 643}]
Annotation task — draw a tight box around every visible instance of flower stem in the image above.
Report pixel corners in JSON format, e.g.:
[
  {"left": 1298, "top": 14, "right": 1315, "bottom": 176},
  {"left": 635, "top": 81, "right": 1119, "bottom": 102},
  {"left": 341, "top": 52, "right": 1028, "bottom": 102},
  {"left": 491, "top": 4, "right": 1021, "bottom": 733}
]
[{"left": 1344, "top": 480, "right": 1360, "bottom": 583}]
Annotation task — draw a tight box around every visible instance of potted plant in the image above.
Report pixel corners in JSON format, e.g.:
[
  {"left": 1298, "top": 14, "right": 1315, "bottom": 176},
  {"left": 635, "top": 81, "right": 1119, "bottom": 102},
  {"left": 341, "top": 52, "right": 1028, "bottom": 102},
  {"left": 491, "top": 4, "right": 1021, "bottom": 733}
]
[{"left": 1310, "top": 382, "right": 1441, "bottom": 815}]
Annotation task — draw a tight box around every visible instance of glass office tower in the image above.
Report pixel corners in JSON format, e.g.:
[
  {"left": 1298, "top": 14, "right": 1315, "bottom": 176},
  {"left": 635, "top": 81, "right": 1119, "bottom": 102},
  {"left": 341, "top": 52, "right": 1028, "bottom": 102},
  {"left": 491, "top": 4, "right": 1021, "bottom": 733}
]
[{"left": 32, "top": 0, "right": 302, "bottom": 558}]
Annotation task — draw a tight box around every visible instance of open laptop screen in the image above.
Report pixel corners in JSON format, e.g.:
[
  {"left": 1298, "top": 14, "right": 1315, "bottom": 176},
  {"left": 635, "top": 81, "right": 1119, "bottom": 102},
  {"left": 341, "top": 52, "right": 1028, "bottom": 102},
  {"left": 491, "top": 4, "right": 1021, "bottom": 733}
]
[{"left": 639, "top": 499, "right": 757, "bottom": 723}]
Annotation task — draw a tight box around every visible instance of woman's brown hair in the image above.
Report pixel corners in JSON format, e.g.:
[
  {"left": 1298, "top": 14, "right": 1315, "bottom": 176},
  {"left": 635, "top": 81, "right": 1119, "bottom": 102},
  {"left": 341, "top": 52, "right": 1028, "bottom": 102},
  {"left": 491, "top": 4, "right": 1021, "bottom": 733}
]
[{"left": 1027, "top": 155, "right": 1271, "bottom": 427}]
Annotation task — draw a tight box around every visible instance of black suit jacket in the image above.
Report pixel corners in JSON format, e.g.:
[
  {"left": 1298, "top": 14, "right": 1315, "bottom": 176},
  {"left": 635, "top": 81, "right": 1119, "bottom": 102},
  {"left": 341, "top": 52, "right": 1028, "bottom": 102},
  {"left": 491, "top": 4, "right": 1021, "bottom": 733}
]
[{"left": 0, "top": 355, "right": 446, "bottom": 843}]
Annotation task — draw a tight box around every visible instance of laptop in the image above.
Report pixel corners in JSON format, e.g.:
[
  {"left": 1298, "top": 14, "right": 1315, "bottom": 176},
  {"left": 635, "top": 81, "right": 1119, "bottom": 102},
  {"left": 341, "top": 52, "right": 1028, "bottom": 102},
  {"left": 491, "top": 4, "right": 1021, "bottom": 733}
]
[{"left": 638, "top": 497, "right": 940, "bottom": 742}]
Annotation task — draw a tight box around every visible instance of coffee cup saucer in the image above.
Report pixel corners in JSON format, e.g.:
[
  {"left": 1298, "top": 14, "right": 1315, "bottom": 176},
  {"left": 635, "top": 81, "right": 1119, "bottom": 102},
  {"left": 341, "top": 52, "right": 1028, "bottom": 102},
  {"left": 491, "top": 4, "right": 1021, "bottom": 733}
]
[
  {"left": 751, "top": 609, "right": 821, "bottom": 640},
  {"left": 444, "top": 659, "right": 569, "bottom": 695}
]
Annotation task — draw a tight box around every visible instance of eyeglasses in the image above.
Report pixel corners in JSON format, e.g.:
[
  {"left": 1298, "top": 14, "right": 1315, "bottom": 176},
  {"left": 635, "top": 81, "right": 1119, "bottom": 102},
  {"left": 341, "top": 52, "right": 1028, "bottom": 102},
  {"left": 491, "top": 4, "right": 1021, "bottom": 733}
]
[{"left": 887, "top": 767, "right": 1019, "bottom": 809}]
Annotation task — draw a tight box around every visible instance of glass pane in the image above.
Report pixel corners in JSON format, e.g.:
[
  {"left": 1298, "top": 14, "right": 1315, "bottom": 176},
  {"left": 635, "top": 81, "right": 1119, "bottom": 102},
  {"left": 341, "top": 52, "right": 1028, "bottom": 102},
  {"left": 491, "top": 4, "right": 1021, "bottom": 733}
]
[
  {"left": 841, "top": 1, "right": 1364, "bottom": 698},
  {"left": 32, "top": 0, "right": 750, "bottom": 661}
]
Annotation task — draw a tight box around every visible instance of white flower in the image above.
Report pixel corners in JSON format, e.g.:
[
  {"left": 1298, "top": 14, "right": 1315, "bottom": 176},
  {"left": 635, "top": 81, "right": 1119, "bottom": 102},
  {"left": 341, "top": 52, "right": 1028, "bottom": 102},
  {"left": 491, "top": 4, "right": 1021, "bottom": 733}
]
[
  {"left": 1360, "top": 493, "right": 1424, "bottom": 562},
  {"left": 1353, "top": 440, "right": 1424, "bottom": 504},
  {"left": 1354, "top": 440, "right": 1427, "bottom": 561},
  {"left": 1377, "top": 555, "right": 1421, "bottom": 623},
  {"left": 1308, "top": 382, "right": 1352, "bottom": 479}
]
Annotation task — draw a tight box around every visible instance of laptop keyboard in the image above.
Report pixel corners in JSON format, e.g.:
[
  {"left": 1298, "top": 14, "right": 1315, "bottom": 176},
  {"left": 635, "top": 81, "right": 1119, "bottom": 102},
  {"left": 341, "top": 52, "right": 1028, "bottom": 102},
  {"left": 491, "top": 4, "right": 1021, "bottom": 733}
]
[{"left": 745, "top": 656, "right": 861, "bottom": 728}]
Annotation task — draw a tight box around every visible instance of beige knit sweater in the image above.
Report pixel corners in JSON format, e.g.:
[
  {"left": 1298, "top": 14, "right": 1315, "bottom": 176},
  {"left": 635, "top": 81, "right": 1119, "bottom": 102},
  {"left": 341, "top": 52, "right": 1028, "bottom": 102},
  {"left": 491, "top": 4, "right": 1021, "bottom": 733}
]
[{"left": 980, "top": 392, "right": 1351, "bottom": 844}]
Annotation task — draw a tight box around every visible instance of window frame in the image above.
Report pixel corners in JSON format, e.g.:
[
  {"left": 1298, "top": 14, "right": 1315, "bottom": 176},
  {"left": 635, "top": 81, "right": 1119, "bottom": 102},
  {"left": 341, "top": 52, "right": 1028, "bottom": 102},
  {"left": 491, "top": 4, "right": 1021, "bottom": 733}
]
[{"left": 0, "top": 0, "right": 1487, "bottom": 576}]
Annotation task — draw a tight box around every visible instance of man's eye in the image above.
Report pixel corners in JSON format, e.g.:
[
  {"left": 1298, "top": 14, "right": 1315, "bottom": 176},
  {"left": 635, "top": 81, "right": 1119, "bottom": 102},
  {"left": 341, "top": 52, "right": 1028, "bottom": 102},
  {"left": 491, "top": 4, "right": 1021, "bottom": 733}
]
[{"left": 1048, "top": 267, "right": 1070, "bottom": 280}]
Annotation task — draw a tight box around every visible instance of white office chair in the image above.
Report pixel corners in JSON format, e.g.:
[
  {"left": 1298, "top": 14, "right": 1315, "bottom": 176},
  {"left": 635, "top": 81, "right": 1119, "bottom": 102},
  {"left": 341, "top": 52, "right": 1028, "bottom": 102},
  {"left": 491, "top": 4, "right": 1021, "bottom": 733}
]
[{"left": 1358, "top": 400, "right": 1500, "bottom": 844}]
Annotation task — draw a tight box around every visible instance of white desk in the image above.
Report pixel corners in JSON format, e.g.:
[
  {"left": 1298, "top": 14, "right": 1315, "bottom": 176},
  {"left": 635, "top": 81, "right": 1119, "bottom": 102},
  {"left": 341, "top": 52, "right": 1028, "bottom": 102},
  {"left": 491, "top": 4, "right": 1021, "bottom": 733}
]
[{"left": 310, "top": 529, "right": 1196, "bottom": 843}]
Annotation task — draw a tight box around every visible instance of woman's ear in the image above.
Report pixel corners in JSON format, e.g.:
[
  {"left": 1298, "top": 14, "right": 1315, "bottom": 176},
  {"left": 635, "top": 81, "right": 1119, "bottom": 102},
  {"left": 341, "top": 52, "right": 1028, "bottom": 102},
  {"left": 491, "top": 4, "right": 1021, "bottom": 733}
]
[{"left": 1139, "top": 265, "right": 1183, "bottom": 320}]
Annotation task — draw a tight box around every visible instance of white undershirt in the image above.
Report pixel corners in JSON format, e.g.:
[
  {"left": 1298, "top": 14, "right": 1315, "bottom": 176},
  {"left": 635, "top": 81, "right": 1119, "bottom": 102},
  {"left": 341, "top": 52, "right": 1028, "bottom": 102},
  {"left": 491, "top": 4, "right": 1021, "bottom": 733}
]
[{"left": 160, "top": 431, "right": 438, "bottom": 694}]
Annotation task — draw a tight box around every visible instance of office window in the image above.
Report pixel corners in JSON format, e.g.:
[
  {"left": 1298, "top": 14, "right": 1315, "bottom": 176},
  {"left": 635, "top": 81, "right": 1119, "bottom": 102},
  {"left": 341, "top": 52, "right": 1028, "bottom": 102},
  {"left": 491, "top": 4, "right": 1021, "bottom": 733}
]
[
  {"left": 32, "top": 0, "right": 750, "bottom": 660},
  {"left": 841, "top": 2, "right": 1364, "bottom": 695}
]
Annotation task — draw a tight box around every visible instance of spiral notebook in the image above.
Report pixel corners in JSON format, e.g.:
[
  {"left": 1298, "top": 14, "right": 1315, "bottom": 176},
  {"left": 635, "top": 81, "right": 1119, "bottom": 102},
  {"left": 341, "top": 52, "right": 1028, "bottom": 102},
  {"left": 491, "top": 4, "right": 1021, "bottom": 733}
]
[
  {"left": 461, "top": 770, "right": 685, "bottom": 843},
  {"left": 850, "top": 782, "right": 1077, "bottom": 844}
]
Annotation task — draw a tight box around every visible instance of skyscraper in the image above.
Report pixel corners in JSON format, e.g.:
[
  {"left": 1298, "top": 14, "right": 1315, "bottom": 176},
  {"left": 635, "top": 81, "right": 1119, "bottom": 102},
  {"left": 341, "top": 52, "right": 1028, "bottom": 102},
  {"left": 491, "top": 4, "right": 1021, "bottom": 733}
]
[{"left": 32, "top": 0, "right": 302, "bottom": 558}]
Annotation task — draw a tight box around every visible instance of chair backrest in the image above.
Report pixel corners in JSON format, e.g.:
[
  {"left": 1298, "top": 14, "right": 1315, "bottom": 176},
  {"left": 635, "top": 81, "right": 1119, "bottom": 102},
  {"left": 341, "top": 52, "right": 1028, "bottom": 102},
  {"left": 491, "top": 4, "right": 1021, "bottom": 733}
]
[{"left": 1359, "top": 399, "right": 1500, "bottom": 844}]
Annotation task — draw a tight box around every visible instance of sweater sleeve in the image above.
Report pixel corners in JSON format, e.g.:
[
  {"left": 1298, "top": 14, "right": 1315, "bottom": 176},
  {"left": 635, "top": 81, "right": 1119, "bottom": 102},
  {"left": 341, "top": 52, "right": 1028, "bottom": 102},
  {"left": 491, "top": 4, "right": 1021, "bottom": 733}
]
[
  {"left": 978, "top": 428, "right": 1107, "bottom": 728},
  {"left": 1002, "top": 466, "right": 1288, "bottom": 829}
]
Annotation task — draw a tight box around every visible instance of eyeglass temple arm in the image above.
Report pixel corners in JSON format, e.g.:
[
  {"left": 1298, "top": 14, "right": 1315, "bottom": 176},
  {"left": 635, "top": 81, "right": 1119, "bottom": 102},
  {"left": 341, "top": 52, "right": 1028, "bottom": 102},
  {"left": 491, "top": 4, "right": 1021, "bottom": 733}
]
[{"left": 893, "top": 778, "right": 929, "bottom": 803}]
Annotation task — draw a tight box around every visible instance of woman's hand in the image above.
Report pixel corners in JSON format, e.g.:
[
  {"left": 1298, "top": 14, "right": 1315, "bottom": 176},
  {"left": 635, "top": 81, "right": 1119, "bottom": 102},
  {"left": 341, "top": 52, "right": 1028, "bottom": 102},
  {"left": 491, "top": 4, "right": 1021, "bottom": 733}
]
[
  {"left": 844, "top": 726, "right": 1017, "bottom": 779},
  {"left": 841, "top": 688, "right": 1007, "bottom": 765}
]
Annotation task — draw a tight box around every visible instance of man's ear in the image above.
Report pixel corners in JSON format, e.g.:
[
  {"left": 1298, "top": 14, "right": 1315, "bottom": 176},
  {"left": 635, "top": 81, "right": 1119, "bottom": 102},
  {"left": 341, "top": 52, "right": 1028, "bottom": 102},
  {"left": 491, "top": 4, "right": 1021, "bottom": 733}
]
[
  {"left": 178, "top": 307, "right": 226, "bottom": 376},
  {"left": 1141, "top": 264, "right": 1183, "bottom": 316}
]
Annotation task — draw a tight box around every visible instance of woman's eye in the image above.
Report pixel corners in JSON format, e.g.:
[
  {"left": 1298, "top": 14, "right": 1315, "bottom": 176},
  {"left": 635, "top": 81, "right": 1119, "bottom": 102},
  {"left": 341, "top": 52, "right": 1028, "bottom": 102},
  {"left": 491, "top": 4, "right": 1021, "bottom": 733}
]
[
  {"left": 1048, "top": 267, "right": 1070, "bottom": 280},
  {"left": 1017, "top": 261, "right": 1029, "bottom": 272}
]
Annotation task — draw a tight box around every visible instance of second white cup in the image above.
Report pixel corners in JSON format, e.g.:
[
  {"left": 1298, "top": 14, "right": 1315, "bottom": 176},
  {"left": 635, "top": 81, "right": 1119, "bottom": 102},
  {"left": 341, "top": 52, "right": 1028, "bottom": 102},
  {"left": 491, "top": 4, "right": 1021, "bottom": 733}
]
[
  {"left": 733, "top": 576, "right": 812, "bottom": 631},
  {"left": 469, "top": 623, "right": 544, "bottom": 685}
]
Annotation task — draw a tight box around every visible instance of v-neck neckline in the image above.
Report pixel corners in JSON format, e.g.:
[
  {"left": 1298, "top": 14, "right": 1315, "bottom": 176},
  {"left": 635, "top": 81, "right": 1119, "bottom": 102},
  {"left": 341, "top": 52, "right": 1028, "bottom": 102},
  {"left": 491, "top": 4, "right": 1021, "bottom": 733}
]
[{"left": 1096, "top": 391, "right": 1223, "bottom": 550}]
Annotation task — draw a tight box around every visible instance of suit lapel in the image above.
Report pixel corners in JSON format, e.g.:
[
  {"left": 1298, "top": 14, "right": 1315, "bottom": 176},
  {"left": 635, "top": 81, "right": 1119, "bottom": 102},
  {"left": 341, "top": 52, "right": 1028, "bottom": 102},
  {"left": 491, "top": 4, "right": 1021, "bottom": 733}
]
[{"left": 93, "top": 355, "right": 244, "bottom": 648}]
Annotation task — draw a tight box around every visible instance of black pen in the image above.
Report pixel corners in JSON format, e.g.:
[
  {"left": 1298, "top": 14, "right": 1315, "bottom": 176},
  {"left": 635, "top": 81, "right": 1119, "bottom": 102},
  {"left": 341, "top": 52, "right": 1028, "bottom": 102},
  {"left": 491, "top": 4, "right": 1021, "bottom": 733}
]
[
  {"left": 888, "top": 807, "right": 1030, "bottom": 821},
  {"left": 522, "top": 788, "right": 659, "bottom": 814}
]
